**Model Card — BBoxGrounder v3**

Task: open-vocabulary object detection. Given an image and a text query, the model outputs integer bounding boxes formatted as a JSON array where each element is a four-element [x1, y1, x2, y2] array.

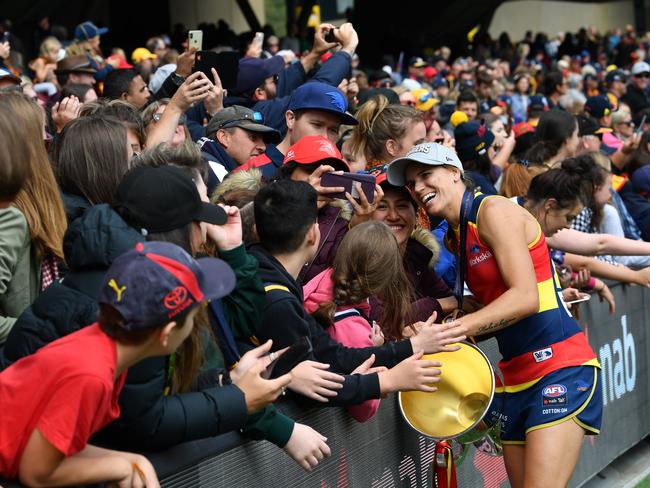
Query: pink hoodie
[[303, 268, 379, 422]]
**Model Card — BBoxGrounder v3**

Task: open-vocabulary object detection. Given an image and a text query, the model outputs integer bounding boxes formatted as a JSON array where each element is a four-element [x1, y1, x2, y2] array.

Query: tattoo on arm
[[476, 318, 516, 334]]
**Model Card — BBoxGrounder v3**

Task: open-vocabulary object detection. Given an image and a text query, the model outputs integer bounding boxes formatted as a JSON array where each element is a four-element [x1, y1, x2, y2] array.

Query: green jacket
[[217, 245, 295, 447], [0, 207, 40, 343]]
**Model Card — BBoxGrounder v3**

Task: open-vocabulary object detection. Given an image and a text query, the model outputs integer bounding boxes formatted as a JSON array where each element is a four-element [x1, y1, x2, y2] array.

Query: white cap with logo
[[632, 61, 650, 76], [387, 142, 463, 186]]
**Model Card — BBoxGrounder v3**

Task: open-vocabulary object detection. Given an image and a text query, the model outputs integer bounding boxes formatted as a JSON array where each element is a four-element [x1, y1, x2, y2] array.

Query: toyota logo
[[164, 286, 188, 310]]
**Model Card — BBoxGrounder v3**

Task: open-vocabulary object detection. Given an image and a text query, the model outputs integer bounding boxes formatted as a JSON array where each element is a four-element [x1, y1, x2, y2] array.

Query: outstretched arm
[[548, 228, 650, 256]]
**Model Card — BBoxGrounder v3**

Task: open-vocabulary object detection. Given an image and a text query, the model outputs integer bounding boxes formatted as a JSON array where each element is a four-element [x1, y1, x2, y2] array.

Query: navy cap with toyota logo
[[99, 241, 236, 330], [386, 142, 463, 186]]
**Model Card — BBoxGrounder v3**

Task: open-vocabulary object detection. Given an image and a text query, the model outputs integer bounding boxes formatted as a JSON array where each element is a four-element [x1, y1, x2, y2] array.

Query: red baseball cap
[[283, 136, 350, 171]]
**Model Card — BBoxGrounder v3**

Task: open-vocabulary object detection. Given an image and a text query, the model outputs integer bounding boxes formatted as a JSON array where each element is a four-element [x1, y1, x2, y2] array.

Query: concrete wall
[[488, 0, 634, 41], [169, 0, 266, 33]]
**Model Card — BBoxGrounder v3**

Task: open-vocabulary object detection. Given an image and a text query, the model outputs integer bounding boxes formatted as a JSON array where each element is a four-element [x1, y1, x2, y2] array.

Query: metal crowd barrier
[[1, 282, 647, 487], [153, 281, 650, 488]]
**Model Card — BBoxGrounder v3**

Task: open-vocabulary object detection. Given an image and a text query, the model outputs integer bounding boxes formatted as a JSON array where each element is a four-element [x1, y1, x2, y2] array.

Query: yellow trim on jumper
[[264, 284, 291, 293], [501, 440, 526, 445], [525, 367, 599, 435], [537, 278, 558, 313], [502, 377, 542, 393], [527, 224, 542, 249]]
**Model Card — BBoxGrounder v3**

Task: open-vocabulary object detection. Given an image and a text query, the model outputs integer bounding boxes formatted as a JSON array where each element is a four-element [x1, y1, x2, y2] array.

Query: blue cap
[[433, 77, 449, 89], [234, 55, 285, 96], [584, 95, 612, 119], [74, 21, 109, 41], [288, 82, 358, 125], [528, 95, 549, 114], [98, 241, 235, 331]]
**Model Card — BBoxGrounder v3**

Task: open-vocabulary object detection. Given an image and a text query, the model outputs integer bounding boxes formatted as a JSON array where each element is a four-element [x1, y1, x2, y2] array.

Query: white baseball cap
[[387, 142, 463, 187], [632, 61, 650, 76]]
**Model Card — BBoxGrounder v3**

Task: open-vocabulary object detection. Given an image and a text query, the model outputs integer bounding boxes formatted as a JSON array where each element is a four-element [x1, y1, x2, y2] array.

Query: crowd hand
[[171, 71, 212, 111], [409, 312, 466, 354], [288, 360, 344, 402], [351, 354, 387, 375], [379, 351, 442, 393], [233, 359, 292, 414], [109, 454, 159, 488], [633, 267, 650, 288], [175, 47, 197, 79], [312, 23, 339, 55], [346, 78, 359, 102], [308, 165, 344, 209], [283, 423, 331, 471], [204, 67, 225, 117], [502, 129, 516, 152], [593, 279, 616, 315], [52, 95, 81, 133], [106, 56, 121, 68], [205, 204, 243, 251], [442, 130, 455, 149], [570, 268, 591, 289], [337, 78, 349, 95], [371, 322, 385, 346], [229, 340, 281, 383], [348, 184, 384, 227], [0, 41, 9, 59], [561, 287, 583, 303], [245, 40, 262, 58], [336, 22, 359, 54], [621, 132, 641, 155]]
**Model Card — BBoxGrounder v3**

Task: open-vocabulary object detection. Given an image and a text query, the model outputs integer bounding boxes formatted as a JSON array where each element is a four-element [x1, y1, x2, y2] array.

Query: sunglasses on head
[[218, 111, 264, 130], [153, 113, 187, 125]]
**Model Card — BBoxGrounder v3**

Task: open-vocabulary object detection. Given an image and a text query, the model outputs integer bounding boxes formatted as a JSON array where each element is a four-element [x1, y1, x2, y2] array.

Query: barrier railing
[[155, 281, 650, 488], [1, 282, 646, 487]]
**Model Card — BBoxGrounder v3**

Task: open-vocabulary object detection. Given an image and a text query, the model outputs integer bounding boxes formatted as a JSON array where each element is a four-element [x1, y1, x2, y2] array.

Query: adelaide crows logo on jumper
[[542, 384, 567, 406]]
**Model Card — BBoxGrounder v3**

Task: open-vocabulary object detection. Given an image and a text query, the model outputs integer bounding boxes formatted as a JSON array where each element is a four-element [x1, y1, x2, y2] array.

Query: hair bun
[[450, 110, 469, 128]]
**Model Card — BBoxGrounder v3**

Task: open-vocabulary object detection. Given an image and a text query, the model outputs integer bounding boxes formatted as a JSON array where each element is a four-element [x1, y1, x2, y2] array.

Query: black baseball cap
[[114, 165, 227, 233], [576, 114, 611, 137]]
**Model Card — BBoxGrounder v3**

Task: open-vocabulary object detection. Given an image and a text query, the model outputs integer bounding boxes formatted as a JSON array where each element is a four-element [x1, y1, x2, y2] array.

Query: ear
[[305, 222, 319, 247], [253, 87, 267, 101], [450, 167, 462, 183], [158, 321, 177, 348], [543, 198, 558, 212], [385, 139, 399, 157], [285, 110, 296, 130], [216, 128, 229, 147], [120, 92, 129, 101]]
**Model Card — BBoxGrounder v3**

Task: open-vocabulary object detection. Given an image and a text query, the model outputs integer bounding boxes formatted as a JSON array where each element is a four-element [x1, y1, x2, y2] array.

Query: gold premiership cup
[[398, 342, 495, 440]]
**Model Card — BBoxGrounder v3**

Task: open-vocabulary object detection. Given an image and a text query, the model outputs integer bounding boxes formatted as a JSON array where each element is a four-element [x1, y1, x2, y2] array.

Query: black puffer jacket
[[1, 204, 143, 367]]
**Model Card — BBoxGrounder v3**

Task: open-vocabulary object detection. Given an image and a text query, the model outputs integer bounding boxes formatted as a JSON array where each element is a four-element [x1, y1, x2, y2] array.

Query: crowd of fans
[[2, 13, 650, 487]]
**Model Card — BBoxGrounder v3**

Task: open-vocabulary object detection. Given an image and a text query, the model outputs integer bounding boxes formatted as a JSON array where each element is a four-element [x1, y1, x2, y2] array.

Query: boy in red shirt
[[0, 241, 241, 487]]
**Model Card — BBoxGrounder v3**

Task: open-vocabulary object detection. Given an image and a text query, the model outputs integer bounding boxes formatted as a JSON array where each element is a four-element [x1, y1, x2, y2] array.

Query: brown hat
[[55, 55, 97, 75]]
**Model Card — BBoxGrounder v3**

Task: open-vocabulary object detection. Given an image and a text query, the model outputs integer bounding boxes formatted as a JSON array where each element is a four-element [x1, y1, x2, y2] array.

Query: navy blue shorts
[[491, 366, 602, 444]]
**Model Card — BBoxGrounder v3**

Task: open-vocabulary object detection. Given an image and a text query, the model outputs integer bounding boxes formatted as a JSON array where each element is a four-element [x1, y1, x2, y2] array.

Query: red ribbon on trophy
[[433, 440, 457, 488]]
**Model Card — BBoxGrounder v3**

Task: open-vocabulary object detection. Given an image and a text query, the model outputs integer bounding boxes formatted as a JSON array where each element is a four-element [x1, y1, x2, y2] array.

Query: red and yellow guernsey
[[446, 193, 600, 392]]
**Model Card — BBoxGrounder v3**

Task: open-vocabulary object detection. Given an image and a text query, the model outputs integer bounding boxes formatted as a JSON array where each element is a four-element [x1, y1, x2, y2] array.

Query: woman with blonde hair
[[349, 94, 426, 169], [0, 92, 67, 342], [28, 36, 61, 85]]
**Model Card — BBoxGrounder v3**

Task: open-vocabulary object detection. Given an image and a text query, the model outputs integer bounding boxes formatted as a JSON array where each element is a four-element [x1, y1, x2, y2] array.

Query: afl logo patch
[[542, 384, 567, 406]]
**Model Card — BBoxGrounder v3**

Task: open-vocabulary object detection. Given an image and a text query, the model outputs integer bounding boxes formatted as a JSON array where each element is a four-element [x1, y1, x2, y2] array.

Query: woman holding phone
[[387, 142, 602, 488]]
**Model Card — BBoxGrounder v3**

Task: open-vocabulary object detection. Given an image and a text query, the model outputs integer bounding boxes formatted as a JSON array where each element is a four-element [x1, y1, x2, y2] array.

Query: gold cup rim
[[397, 341, 495, 440]]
